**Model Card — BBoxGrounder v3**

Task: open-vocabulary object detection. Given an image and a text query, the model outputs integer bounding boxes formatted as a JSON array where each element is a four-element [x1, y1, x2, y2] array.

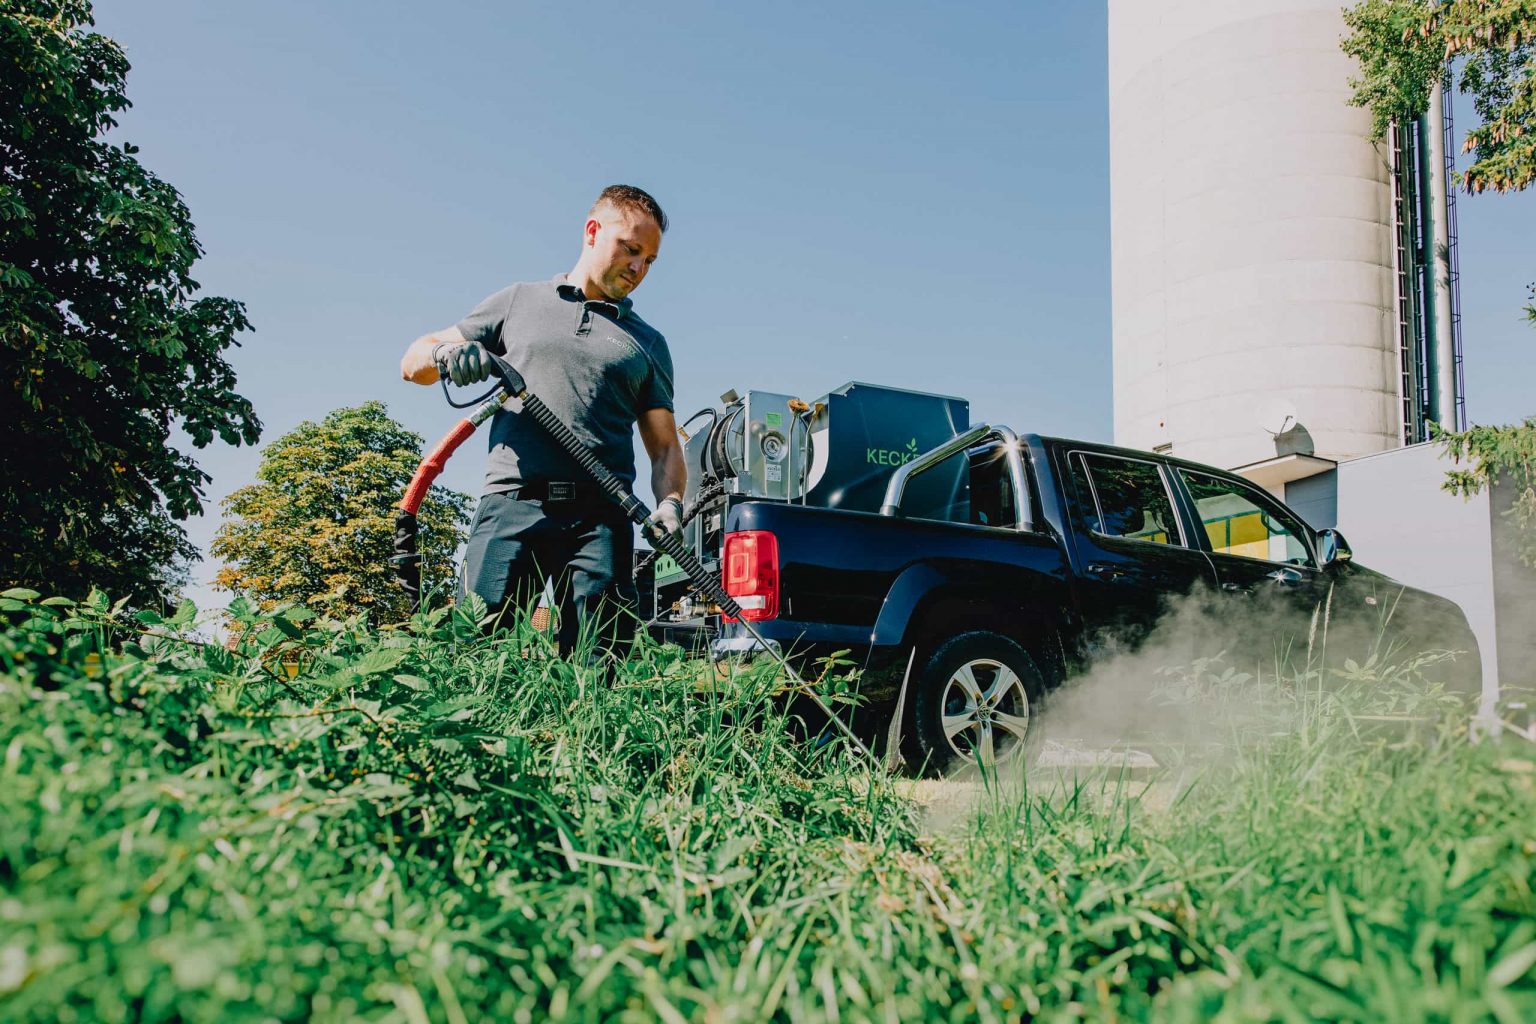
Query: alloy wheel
[[938, 657, 1032, 767]]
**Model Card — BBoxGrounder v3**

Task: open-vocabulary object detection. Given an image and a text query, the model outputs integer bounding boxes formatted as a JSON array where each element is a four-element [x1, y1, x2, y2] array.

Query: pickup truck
[[643, 424, 1482, 774]]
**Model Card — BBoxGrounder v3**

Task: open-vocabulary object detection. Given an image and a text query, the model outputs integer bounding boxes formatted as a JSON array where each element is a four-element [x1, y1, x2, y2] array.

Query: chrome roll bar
[[879, 424, 1034, 532]]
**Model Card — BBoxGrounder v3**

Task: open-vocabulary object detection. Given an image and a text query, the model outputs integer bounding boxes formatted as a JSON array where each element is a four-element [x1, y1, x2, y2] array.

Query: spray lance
[[392, 351, 875, 762]]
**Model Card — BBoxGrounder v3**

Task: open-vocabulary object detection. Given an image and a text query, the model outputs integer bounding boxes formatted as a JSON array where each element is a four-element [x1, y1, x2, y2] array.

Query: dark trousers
[[460, 492, 636, 656]]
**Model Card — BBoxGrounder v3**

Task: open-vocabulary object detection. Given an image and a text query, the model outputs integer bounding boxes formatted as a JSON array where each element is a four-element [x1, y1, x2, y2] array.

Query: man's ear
[[583, 217, 600, 248]]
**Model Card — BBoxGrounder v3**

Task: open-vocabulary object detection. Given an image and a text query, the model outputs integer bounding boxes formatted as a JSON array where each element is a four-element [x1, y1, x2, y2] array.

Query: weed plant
[[1, 589, 1532, 1022]]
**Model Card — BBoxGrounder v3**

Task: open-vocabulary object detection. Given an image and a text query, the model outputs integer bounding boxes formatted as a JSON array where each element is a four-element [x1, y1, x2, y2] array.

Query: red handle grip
[[399, 418, 477, 514]]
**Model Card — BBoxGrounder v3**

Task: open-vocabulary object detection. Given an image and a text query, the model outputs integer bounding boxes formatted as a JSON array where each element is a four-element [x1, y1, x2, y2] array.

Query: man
[[400, 185, 684, 653]]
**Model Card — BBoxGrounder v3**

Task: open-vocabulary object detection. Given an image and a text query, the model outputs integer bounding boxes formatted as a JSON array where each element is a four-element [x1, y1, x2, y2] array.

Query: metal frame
[[1069, 449, 1190, 550], [1391, 117, 1429, 444], [879, 424, 1034, 533], [1442, 73, 1468, 431], [1390, 73, 1465, 441]]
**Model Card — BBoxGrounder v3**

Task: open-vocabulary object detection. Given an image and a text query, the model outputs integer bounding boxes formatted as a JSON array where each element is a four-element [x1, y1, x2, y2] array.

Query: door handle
[[1220, 582, 1245, 593], [1087, 562, 1127, 580]]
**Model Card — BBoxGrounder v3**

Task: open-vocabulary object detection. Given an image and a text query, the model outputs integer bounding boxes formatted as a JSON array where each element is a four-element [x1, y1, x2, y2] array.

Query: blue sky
[[93, 1, 1534, 609]]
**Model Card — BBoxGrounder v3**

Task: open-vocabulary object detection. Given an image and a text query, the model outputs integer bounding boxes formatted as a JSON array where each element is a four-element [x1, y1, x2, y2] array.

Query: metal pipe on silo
[[1420, 78, 1459, 430], [1389, 120, 1425, 444]]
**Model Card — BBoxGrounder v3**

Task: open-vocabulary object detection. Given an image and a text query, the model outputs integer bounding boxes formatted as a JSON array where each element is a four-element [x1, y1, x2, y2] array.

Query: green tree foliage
[[1344, 2, 1536, 553], [1343, 0, 1535, 193], [212, 402, 472, 622], [0, 0, 260, 606], [1437, 416, 1536, 565]]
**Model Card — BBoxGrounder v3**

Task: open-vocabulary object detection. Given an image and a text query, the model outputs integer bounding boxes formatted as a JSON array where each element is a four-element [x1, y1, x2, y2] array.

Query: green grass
[[1, 589, 1532, 1022]]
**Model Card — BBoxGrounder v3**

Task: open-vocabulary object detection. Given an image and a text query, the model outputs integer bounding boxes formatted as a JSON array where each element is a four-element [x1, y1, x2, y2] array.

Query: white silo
[[1109, 0, 1406, 473]]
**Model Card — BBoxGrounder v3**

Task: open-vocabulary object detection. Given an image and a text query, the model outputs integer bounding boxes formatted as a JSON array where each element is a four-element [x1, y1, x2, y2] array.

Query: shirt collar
[[553, 273, 631, 320]]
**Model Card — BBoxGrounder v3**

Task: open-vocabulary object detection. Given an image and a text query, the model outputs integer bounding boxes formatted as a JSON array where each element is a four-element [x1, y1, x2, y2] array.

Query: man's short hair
[[591, 184, 668, 233]]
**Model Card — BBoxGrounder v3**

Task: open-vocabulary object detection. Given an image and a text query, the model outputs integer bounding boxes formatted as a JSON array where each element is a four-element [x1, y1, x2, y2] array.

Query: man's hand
[[401, 326, 466, 384], [435, 341, 494, 387], [645, 496, 684, 543]]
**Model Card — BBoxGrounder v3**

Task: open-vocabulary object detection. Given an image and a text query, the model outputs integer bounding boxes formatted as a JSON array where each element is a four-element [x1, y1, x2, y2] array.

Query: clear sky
[[92, 1, 1534, 612]]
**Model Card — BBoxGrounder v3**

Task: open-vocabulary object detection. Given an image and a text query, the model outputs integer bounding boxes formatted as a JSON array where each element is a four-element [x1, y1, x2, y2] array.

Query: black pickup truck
[[643, 397, 1481, 773]]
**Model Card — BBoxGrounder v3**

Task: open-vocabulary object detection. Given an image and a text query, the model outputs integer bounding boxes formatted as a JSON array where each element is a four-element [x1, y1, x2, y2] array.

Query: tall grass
[[2, 589, 1532, 1021]]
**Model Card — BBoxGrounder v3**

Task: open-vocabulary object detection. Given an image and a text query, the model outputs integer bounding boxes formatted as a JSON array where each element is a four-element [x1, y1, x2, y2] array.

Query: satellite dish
[[1255, 397, 1297, 438]]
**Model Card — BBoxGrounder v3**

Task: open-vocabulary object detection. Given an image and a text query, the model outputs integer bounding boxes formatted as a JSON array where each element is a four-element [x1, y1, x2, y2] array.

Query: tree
[[1436, 417, 1536, 565], [1343, 0, 1535, 319], [1344, 1, 1536, 556], [1, 0, 261, 605], [1343, 1, 1535, 194], [212, 402, 472, 622]]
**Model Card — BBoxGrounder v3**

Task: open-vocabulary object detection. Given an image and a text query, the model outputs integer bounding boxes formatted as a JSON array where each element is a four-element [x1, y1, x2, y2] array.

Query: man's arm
[[400, 326, 466, 385], [638, 407, 686, 505]]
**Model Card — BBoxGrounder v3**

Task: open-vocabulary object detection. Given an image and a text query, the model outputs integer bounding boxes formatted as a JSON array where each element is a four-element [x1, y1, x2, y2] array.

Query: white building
[[1106, 0, 1529, 699]]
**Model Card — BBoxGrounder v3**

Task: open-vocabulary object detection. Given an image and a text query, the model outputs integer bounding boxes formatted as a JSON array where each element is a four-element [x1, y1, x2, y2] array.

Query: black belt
[[505, 480, 607, 502]]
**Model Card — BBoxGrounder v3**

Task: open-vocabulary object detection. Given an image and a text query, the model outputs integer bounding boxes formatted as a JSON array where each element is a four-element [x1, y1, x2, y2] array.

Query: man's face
[[583, 204, 662, 302]]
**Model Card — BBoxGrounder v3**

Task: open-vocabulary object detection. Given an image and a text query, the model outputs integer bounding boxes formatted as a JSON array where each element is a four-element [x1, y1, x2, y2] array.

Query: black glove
[[434, 341, 493, 387]]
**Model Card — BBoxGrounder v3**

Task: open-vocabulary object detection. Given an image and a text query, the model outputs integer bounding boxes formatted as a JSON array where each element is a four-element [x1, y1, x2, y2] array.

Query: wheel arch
[[872, 563, 1074, 690]]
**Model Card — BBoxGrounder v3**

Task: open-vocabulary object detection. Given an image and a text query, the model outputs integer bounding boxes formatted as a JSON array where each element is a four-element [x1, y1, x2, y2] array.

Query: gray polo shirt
[[455, 275, 674, 493]]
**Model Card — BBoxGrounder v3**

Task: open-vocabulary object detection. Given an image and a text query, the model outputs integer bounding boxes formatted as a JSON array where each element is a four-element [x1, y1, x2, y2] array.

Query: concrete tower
[[1109, 0, 1404, 475]]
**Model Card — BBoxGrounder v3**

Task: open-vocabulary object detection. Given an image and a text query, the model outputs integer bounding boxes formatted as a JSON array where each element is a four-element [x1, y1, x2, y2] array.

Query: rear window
[[1072, 453, 1183, 547]]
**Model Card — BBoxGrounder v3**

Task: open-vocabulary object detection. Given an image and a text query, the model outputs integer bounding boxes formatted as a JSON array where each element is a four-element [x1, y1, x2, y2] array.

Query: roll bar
[[879, 424, 1034, 532]]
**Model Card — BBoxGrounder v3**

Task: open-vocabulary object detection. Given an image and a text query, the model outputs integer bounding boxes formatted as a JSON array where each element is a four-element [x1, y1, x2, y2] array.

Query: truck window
[[1177, 470, 1314, 567], [1073, 453, 1183, 547], [968, 446, 1016, 528]]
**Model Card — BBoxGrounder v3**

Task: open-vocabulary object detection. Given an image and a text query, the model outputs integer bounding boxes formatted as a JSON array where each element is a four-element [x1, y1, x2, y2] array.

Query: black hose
[[471, 352, 872, 760], [679, 406, 718, 437], [429, 354, 747, 621], [634, 478, 724, 576], [393, 510, 421, 609], [519, 392, 745, 619], [439, 375, 502, 409]]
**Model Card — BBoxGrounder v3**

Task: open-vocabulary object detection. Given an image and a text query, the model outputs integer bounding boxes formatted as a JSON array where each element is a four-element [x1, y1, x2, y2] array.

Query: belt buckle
[[547, 481, 576, 502]]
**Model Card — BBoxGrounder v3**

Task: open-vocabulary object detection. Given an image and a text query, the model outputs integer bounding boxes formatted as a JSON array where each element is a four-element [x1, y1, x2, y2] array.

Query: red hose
[[400, 418, 476, 514]]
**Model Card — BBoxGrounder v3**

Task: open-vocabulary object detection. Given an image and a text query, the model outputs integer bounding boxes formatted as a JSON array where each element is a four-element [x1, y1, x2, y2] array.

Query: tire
[[911, 631, 1046, 777]]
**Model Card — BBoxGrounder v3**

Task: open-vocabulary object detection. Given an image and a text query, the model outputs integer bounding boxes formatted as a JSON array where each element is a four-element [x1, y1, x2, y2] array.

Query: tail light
[[722, 530, 779, 622]]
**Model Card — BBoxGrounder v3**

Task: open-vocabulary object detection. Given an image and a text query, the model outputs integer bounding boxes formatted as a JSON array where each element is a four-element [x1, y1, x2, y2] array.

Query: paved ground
[[895, 740, 1176, 833]]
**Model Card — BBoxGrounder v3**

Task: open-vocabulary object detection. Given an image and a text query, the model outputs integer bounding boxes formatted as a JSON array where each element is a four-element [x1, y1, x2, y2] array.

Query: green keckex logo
[[867, 437, 921, 467]]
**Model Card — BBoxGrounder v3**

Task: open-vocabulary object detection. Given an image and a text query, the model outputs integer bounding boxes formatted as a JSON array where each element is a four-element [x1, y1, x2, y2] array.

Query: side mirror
[[1317, 528, 1352, 569]]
